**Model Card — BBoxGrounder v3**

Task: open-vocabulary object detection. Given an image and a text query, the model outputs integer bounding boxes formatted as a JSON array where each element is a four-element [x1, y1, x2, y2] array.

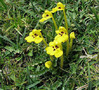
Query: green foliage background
[[0, 0, 99, 90]]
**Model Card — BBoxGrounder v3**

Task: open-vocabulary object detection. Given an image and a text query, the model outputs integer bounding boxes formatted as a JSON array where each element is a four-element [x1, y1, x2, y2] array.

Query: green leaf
[[26, 81, 41, 89], [28, 50, 33, 56], [0, 88, 4, 90], [0, 0, 7, 9], [15, 56, 22, 61], [30, 69, 49, 78], [91, 7, 99, 22], [93, 79, 99, 87], [10, 74, 15, 82], [52, 80, 62, 90], [70, 63, 77, 74], [0, 35, 16, 47], [19, 27, 27, 45], [5, 46, 15, 52], [14, 49, 21, 54], [88, 63, 92, 90]]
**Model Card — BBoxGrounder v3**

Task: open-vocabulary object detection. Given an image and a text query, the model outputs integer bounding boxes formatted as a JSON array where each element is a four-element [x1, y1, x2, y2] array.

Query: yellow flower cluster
[[25, 2, 76, 69], [39, 10, 52, 22], [25, 29, 43, 44], [51, 2, 65, 13], [55, 26, 68, 43], [39, 2, 65, 23], [46, 41, 63, 58]]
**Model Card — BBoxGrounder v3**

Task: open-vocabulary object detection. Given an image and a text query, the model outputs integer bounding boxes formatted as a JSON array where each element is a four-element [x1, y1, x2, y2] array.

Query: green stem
[[70, 38, 73, 50], [60, 44, 64, 68], [60, 55, 64, 68], [63, 9, 69, 56], [52, 15, 58, 30], [63, 9, 68, 34], [40, 33, 48, 47], [66, 39, 69, 56], [42, 38, 48, 47], [50, 56, 53, 61]]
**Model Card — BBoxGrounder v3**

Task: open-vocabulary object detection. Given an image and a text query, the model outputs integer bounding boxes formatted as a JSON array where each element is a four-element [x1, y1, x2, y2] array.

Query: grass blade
[[88, 63, 92, 90], [26, 80, 41, 89], [0, 0, 7, 9], [0, 34, 16, 47]]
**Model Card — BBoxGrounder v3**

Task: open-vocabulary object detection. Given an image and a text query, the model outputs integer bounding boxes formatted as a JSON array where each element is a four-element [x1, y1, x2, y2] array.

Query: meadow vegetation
[[0, 0, 99, 90]]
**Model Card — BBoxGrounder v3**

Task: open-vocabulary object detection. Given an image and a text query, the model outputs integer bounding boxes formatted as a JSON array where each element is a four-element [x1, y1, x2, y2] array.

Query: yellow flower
[[45, 61, 52, 68], [51, 2, 65, 13], [25, 29, 43, 43], [46, 41, 63, 58], [70, 32, 75, 39], [39, 10, 52, 22], [55, 26, 68, 43]]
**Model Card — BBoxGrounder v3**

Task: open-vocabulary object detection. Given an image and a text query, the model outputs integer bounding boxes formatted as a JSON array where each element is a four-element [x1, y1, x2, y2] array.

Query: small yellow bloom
[[45, 61, 52, 68], [55, 26, 68, 43], [39, 10, 52, 22], [51, 2, 65, 13], [70, 32, 75, 39], [25, 29, 43, 43], [46, 41, 63, 58], [51, 7, 58, 13]]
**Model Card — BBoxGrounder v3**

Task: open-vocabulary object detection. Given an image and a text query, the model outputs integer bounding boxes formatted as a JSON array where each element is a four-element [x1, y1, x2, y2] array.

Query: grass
[[0, 0, 99, 90]]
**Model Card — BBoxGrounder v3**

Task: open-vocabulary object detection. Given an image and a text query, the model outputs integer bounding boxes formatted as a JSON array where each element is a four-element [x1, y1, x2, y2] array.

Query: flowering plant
[[25, 2, 75, 69]]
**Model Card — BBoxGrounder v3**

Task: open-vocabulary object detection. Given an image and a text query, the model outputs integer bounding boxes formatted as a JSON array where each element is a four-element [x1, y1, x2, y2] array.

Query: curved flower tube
[[51, 2, 65, 13], [25, 29, 43, 44], [45, 61, 52, 68], [46, 41, 63, 58], [39, 10, 52, 22], [55, 26, 68, 43]]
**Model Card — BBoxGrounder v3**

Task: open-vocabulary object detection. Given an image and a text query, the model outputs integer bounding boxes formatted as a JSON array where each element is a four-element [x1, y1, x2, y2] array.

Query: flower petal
[[46, 47, 55, 55], [51, 7, 58, 13], [25, 36, 34, 43], [55, 34, 68, 43], [55, 30, 60, 34], [32, 29, 42, 36], [49, 42, 55, 46], [34, 37, 43, 44], [29, 32, 33, 36], [57, 2, 65, 10], [45, 61, 52, 68], [40, 10, 52, 22], [39, 18, 46, 22], [62, 34, 68, 41], [54, 49, 63, 58]]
